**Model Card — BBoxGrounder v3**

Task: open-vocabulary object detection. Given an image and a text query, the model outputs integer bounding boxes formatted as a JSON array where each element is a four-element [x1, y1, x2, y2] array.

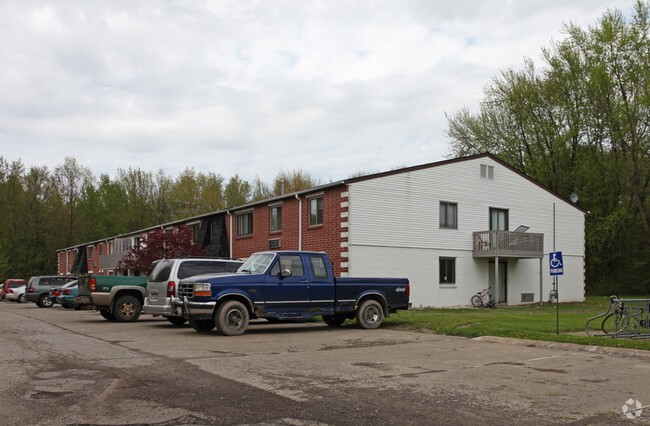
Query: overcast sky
[[0, 0, 633, 184]]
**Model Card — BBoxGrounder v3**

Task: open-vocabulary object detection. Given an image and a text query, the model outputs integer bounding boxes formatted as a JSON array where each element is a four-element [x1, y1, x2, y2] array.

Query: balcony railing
[[99, 251, 129, 270], [473, 230, 544, 259]]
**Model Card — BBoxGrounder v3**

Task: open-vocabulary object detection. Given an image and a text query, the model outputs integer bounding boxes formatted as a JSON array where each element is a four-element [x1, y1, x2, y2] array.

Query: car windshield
[[238, 253, 275, 274]]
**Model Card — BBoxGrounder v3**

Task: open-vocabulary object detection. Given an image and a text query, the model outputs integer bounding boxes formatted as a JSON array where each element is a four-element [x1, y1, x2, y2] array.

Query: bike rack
[[585, 296, 650, 339]]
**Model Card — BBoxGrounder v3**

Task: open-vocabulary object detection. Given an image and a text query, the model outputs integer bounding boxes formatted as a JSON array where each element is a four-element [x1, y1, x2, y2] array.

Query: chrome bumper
[[170, 296, 216, 320]]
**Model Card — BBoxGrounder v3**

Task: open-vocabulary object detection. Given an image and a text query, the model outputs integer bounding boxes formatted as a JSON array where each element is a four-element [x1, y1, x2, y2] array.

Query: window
[[309, 255, 329, 279], [187, 223, 200, 242], [490, 208, 508, 231], [439, 258, 456, 284], [270, 205, 282, 232], [480, 164, 494, 179], [439, 202, 457, 229], [309, 197, 323, 226], [178, 261, 216, 279], [270, 255, 305, 277], [237, 212, 253, 236], [88, 246, 94, 259]]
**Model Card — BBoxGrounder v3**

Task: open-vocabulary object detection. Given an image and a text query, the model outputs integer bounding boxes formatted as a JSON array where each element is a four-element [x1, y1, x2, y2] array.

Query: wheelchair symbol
[[550, 253, 562, 268]]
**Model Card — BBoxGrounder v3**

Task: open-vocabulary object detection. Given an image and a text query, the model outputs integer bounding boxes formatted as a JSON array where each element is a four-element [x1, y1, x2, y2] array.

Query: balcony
[[473, 230, 544, 259], [99, 251, 129, 270]]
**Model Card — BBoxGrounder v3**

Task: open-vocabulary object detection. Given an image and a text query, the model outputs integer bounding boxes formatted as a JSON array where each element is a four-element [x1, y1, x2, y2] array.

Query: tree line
[[446, 1, 650, 294], [0, 157, 319, 280]]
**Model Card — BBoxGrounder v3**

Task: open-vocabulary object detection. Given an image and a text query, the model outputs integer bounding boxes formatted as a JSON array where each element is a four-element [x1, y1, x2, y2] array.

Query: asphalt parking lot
[[1, 300, 649, 425]]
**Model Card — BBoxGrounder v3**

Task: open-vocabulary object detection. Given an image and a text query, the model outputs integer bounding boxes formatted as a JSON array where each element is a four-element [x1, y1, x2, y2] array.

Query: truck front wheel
[[356, 300, 384, 329], [215, 300, 249, 336], [113, 295, 142, 322]]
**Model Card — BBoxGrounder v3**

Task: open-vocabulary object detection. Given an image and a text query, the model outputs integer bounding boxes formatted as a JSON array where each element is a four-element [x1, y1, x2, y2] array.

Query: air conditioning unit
[[268, 238, 281, 249]]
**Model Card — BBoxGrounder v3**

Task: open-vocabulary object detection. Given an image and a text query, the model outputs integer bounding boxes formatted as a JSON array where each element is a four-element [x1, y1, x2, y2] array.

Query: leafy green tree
[[271, 169, 320, 196], [53, 157, 94, 246], [445, 1, 650, 294], [224, 174, 251, 208]]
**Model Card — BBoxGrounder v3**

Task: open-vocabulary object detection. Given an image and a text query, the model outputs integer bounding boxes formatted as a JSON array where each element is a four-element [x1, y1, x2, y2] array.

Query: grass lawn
[[376, 295, 650, 351]]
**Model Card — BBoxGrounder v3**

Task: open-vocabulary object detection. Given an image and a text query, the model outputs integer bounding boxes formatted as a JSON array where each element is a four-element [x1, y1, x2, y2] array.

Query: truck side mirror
[[281, 268, 292, 278]]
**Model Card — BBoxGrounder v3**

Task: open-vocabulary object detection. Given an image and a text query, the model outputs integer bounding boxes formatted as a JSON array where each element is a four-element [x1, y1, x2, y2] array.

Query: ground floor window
[[439, 257, 455, 284]]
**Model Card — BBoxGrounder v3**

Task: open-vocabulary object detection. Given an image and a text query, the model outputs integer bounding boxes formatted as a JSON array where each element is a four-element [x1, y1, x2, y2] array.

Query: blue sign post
[[549, 251, 563, 333]]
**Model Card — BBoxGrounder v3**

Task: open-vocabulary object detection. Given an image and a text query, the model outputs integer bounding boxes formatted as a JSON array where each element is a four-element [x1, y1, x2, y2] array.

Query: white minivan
[[143, 258, 243, 325]]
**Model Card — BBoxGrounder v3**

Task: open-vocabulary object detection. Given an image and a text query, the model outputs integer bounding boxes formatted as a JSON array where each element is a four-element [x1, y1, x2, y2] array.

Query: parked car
[[25, 275, 77, 307], [5, 284, 26, 303], [51, 281, 79, 309], [1, 279, 27, 300], [143, 257, 243, 325]]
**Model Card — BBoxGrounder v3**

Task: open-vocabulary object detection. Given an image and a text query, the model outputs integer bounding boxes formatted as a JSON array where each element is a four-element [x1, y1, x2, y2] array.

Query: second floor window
[[237, 212, 253, 236], [270, 206, 282, 232], [439, 201, 457, 229], [309, 197, 323, 226]]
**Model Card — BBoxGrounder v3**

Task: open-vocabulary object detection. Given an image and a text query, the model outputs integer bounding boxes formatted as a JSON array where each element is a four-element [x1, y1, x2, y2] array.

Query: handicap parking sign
[[549, 251, 564, 276]]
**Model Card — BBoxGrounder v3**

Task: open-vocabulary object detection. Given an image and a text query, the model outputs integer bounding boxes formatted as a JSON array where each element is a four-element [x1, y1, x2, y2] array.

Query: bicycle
[[600, 301, 648, 335], [471, 288, 495, 308]]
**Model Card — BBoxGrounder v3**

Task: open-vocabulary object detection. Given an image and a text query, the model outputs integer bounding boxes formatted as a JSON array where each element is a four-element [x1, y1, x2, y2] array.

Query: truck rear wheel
[[215, 300, 249, 336], [113, 295, 141, 322], [355, 300, 383, 329]]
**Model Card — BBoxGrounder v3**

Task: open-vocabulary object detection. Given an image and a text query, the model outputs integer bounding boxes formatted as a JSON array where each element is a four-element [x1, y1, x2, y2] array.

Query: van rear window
[[178, 261, 216, 279], [150, 260, 174, 282]]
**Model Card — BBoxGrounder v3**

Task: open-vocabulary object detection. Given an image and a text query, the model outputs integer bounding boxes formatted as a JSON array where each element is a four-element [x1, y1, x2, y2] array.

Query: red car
[[1, 279, 27, 300]]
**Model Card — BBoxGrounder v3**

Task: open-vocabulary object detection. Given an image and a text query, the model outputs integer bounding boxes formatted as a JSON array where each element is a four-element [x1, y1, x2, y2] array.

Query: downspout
[[295, 194, 302, 251], [226, 211, 233, 259]]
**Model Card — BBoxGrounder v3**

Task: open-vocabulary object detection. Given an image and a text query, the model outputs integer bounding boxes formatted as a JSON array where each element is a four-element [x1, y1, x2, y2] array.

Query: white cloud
[[0, 0, 633, 183]]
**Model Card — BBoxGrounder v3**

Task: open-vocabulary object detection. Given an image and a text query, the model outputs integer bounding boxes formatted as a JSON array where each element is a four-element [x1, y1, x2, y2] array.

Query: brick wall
[[227, 184, 348, 276]]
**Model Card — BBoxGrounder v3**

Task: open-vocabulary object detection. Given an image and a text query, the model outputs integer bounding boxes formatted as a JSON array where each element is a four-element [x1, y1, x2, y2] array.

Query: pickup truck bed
[[76, 275, 148, 322]]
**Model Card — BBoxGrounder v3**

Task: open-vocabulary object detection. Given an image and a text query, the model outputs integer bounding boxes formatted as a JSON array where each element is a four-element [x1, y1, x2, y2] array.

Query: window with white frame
[[439, 257, 456, 284], [480, 164, 494, 179], [237, 212, 253, 236], [309, 197, 323, 226], [439, 201, 457, 229]]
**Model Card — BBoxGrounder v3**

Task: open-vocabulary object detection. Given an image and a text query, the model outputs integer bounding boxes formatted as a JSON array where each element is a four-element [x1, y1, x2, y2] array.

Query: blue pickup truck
[[171, 251, 410, 335]]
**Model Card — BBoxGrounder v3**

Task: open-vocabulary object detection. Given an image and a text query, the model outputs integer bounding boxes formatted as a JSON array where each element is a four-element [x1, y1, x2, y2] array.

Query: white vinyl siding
[[347, 157, 585, 307]]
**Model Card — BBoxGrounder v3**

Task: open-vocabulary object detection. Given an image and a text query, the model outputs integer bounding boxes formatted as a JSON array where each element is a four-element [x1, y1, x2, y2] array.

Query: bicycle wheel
[[471, 295, 483, 308], [601, 312, 629, 334]]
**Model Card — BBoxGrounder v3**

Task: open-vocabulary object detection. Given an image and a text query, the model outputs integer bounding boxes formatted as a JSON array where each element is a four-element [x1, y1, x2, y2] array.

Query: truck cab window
[[271, 255, 304, 277]]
